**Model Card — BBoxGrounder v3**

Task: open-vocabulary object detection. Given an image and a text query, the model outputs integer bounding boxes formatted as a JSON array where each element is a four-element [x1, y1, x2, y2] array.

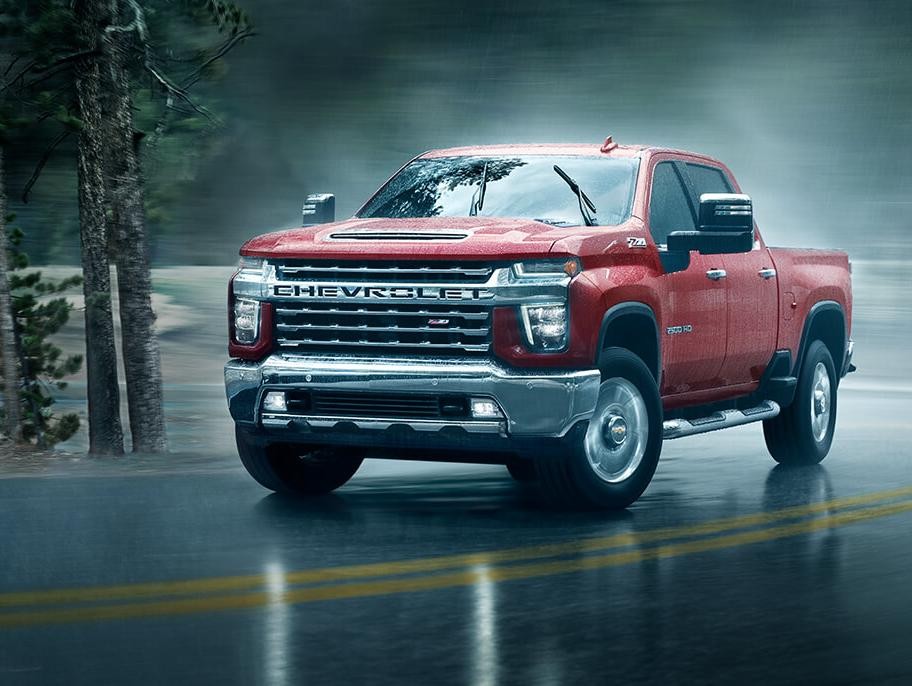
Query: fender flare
[[596, 302, 661, 384], [793, 300, 847, 377]]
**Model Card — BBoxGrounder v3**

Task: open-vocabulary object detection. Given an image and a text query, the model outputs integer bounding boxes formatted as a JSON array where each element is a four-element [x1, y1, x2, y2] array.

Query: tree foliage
[[1, 0, 254, 262], [2, 221, 82, 446]]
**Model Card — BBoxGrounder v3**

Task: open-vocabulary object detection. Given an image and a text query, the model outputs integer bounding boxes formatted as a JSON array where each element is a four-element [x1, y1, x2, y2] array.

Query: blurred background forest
[[9, 0, 912, 266], [2, 0, 909, 454]]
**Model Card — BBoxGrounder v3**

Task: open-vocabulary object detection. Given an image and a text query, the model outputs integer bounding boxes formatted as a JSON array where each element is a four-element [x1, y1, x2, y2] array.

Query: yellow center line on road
[[2, 484, 912, 611], [1, 496, 911, 629]]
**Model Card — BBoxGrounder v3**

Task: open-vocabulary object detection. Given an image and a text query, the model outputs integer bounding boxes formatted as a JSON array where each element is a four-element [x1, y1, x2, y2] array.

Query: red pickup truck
[[225, 137, 854, 509]]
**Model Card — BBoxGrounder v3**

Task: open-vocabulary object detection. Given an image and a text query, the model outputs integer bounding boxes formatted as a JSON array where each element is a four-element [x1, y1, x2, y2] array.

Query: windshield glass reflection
[[358, 156, 639, 226]]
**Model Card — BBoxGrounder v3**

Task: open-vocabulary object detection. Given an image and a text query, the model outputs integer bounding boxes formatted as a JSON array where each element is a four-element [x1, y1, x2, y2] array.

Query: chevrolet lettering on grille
[[272, 284, 495, 301]]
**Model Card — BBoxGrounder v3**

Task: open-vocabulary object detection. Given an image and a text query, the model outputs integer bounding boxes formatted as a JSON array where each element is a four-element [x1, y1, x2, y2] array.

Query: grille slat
[[275, 307, 489, 320], [276, 323, 489, 336], [277, 338, 491, 353], [280, 265, 491, 278], [276, 260, 494, 284]]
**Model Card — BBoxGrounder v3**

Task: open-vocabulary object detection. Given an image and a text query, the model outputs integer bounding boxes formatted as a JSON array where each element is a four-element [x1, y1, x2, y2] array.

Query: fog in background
[[9, 0, 912, 264]]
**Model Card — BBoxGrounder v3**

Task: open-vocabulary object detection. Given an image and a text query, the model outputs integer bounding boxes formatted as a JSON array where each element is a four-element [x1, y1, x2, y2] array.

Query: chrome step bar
[[663, 401, 780, 440]]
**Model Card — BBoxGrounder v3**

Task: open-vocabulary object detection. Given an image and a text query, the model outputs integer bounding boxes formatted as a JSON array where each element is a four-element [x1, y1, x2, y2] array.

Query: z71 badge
[[627, 237, 647, 248]]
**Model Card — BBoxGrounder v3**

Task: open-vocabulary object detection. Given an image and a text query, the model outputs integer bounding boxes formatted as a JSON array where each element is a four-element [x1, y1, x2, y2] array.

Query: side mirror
[[667, 193, 754, 255], [302, 193, 335, 225]]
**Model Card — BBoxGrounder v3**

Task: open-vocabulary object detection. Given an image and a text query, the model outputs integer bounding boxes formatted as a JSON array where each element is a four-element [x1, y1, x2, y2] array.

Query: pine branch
[[107, 0, 217, 121], [21, 128, 72, 204], [3, 54, 25, 78], [1, 51, 98, 95], [180, 27, 255, 90], [146, 63, 215, 120]]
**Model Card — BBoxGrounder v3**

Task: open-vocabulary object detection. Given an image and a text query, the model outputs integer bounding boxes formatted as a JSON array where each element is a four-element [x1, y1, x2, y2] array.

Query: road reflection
[[240, 462, 863, 685], [471, 564, 498, 686], [263, 560, 290, 686]]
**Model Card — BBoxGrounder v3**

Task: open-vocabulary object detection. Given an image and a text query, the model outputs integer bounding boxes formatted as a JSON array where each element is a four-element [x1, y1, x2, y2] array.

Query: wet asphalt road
[[1, 381, 911, 685]]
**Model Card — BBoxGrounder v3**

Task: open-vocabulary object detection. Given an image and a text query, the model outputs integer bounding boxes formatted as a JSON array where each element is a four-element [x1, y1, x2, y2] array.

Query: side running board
[[663, 400, 780, 440]]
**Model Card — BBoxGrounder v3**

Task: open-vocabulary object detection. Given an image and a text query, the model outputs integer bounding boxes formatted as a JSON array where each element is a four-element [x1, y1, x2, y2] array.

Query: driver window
[[648, 162, 694, 247]]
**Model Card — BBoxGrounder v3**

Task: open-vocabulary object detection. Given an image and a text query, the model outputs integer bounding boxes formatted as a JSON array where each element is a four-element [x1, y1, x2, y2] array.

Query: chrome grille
[[275, 260, 494, 284], [274, 301, 493, 356]]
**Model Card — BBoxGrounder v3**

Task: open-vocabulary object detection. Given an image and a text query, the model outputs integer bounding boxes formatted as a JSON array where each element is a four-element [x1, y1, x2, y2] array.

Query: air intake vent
[[329, 231, 468, 241]]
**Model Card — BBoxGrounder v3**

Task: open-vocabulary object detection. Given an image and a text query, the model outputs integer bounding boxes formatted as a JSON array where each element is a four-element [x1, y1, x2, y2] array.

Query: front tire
[[763, 340, 838, 465], [535, 348, 663, 509], [236, 427, 363, 495]]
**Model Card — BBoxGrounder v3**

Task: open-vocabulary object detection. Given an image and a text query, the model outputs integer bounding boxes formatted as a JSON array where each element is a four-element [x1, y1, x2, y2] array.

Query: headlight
[[238, 256, 264, 272], [233, 298, 261, 344], [520, 303, 568, 352], [512, 258, 580, 279]]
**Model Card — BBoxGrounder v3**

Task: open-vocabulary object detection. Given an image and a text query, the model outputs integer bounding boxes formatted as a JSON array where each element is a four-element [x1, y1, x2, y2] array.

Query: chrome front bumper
[[225, 354, 601, 438]]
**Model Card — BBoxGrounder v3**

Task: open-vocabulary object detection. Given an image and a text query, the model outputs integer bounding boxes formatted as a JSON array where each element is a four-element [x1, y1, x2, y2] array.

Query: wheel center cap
[[604, 415, 628, 447], [814, 389, 827, 415]]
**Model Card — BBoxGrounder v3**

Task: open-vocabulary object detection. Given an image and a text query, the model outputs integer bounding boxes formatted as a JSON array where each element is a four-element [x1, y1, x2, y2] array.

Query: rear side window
[[648, 162, 694, 246], [686, 163, 733, 198]]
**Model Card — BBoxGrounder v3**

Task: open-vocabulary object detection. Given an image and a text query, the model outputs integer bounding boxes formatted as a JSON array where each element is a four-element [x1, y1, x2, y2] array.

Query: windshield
[[358, 155, 640, 226]]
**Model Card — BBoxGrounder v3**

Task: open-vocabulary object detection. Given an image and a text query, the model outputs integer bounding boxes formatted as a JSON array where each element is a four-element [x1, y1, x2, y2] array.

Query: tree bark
[[0, 147, 23, 443], [105, 16, 168, 453], [74, 0, 124, 455]]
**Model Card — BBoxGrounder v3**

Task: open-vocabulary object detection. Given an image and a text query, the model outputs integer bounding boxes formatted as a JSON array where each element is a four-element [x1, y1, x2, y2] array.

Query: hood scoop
[[328, 231, 469, 241]]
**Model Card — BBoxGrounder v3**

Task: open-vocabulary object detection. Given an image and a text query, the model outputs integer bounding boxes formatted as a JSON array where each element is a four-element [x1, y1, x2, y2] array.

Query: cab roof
[[420, 143, 648, 159]]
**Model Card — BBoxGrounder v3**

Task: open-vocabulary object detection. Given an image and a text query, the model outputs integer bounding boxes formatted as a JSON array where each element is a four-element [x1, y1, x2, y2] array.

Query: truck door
[[647, 160, 726, 395], [683, 162, 778, 386]]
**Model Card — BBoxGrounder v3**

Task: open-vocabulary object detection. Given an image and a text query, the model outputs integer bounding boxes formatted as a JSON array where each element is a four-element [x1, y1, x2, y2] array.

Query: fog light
[[263, 391, 287, 413], [471, 398, 503, 419]]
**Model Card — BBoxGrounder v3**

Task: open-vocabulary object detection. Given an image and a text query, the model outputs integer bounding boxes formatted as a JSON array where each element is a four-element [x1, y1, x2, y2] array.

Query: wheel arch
[[794, 300, 846, 380], [596, 302, 661, 384]]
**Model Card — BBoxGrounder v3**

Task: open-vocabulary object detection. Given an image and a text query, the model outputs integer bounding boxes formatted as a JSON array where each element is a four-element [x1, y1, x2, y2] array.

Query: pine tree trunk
[[0, 147, 23, 443], [74, 0, 124, 455], [105, 21, 168, 453]]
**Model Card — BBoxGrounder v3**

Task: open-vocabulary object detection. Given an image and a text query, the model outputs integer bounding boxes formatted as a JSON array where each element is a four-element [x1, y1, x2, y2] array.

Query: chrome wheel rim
[[810, 362, 832, 443], [584, 377, 648, 483]]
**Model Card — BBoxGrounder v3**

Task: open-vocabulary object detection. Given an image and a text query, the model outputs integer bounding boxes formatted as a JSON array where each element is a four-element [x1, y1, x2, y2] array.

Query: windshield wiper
[[553, 164, 597, 226], [469, 161, 488, 216]]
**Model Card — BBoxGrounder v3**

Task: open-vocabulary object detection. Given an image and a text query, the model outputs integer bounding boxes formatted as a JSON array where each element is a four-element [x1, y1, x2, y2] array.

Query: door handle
[[706, 269, 727, 281], [758, 268, 777, 280]]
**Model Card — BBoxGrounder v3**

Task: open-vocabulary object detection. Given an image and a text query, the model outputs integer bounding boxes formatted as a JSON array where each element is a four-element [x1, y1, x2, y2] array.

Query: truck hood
[[240, 217, 587, 261]]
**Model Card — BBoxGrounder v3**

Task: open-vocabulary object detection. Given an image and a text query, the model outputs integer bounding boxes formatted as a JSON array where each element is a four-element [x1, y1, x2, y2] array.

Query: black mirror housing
[[303, 193, 335, 225], [666, 193, 754, 255], [698, 193, 752, 233]]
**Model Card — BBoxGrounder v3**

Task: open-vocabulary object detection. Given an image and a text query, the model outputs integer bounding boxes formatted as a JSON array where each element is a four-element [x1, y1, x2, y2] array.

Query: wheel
[[535, 348, 663, 509], [506, 460, 537, 483], [763, 340, 837, 465], [235, 427, 363, 495]]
